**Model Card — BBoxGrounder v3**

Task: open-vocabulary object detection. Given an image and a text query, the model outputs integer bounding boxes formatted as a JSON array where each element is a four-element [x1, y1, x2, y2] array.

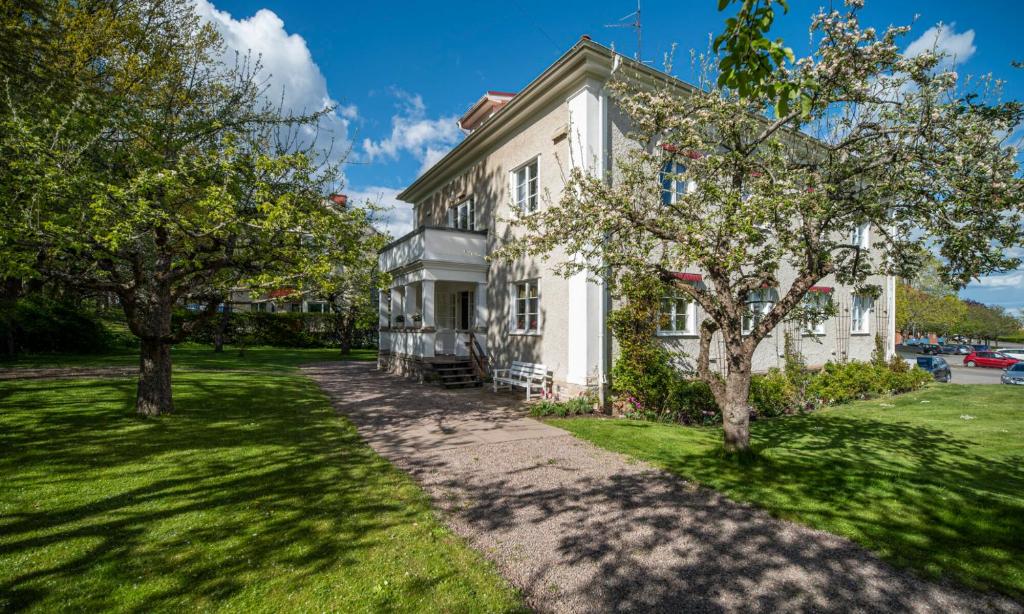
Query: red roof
[[268, 288, 295, 299], [670, 272, 703, 282]]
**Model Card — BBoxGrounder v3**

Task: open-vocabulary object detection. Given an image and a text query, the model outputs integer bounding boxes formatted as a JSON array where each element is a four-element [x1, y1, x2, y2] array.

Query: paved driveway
[[304, 362, 1020, 614]]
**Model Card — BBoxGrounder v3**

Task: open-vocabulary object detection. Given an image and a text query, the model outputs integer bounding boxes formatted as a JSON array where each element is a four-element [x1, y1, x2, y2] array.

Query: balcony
[[379, 225, 488, 273]]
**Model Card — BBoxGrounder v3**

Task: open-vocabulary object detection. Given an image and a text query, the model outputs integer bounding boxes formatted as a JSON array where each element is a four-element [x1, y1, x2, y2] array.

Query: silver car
[[1001, 362, 1024, 385]]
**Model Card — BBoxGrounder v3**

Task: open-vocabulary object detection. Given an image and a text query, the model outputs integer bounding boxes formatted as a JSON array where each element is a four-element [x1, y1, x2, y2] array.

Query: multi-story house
[[377, 37, 896, 398]]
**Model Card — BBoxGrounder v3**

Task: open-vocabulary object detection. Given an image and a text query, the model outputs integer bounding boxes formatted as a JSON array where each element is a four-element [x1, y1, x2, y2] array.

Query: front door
[[458, 291, 474, 330]]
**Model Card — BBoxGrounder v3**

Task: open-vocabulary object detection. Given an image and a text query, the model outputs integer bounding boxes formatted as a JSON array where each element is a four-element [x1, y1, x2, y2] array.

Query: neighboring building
[[377, 37, 896, 397]]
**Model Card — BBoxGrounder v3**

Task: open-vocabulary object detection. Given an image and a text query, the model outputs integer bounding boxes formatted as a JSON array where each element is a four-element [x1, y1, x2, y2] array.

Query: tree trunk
[[721, 369, 753, 454], [214, 302, 231, 353], [137, 336, 173, 416]]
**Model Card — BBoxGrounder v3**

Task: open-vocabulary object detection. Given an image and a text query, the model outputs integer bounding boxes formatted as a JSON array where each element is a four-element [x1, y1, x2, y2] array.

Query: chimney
[[458, 91, 516, 133], [328, 193, 348, 207]]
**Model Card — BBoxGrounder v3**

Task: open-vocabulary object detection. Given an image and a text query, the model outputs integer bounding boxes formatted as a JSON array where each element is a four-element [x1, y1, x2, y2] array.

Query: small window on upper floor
[[850, 222, 870, 250], [660, 161, 693, 206], [447, 198, 474, 230], [513, 159, 539, 213]]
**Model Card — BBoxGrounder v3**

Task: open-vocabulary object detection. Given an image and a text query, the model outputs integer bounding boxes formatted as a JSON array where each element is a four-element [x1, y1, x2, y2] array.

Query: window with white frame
[[742, 288, 777, 334], [660, 161, 693, 205], [658, 291, 696, 335], [850, 222, 870, 249], [802, 291, 831, 335], [448, 198, 474, 230], [513, 280, 540, 333], [513, 159, 539, 213], [851, 294, 873, 334]]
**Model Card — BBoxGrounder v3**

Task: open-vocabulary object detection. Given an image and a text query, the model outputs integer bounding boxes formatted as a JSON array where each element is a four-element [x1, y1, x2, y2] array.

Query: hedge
[[0, 297, 113, 355]]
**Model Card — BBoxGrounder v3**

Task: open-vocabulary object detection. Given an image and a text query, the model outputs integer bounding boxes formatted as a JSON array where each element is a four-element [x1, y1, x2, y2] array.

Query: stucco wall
[[410, 93, 582, 390]]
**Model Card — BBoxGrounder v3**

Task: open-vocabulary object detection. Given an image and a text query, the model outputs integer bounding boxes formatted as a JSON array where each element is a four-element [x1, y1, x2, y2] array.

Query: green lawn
[[551, 384, 1024, 599], [0, 345, 377, 371], [0, 364, 523, 611]]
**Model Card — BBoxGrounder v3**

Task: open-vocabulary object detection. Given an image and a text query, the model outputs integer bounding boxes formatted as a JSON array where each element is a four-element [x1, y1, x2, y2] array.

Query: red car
[[963, 351, 1020, 369]]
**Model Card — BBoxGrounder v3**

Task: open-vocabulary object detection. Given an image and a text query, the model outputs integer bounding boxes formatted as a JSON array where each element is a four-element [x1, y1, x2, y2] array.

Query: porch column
[[378, 288, 389, 328], [474, 282, 487, 332], [404, 283, 419, 326], [421, 279, 435, 330], [389, 287, 402, 328]]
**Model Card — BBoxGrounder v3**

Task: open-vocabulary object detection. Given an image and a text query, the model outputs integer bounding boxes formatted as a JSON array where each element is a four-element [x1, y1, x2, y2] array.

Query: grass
[[0, 345, 377, 371], [0, 360, 523, 611], [550, 384, 1024, 599]]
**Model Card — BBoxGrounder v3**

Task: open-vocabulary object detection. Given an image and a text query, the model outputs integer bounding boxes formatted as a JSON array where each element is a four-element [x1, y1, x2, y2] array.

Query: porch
[[378, 226, 489, 361]]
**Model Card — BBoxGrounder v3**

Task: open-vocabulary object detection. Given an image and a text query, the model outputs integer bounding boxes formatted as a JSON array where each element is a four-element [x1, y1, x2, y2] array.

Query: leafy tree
[[497, 1, 1023, 453], [895, 284, 966, 338], [958, 301, 1022, 342], [0, 0, 371, 415]]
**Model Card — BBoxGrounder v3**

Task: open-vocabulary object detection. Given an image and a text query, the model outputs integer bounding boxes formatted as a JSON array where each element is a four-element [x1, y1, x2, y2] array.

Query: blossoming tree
[[498, 1, 1023, 453], [0, 0, 374, 415]]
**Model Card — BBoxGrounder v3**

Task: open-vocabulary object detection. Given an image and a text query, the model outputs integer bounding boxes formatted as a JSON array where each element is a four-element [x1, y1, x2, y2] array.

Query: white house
[[377, 37, 896, 397]]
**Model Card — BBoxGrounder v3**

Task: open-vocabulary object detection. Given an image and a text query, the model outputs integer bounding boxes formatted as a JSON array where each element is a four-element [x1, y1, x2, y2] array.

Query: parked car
[[940, 344, 971, 355], [918, 343, 942, 355], [915, 356, 952, 382], [993, 348, 1024, 360], [1001, 362, 1024, 385], [963, 351, 1020, 369]]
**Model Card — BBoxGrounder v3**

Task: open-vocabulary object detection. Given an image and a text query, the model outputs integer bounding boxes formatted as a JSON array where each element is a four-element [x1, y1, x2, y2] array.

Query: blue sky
[[199, 0, 1023, 313]]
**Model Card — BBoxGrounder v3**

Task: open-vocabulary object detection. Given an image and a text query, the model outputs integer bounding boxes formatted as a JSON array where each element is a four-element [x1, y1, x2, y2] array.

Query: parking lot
[[898, 342, 1023, 385]]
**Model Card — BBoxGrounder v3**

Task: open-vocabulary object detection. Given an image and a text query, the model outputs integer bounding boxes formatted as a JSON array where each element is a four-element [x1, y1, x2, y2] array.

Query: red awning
[[670, 272, 703, 282], [660, 144, 703, 159], [809, 286, 833, 293]]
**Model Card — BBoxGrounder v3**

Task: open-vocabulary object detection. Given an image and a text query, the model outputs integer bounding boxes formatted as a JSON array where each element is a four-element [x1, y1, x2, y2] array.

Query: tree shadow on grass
[[310, 362, 1023, 612], [0, 374, 519, 612], [565, 415, 1024, 605]]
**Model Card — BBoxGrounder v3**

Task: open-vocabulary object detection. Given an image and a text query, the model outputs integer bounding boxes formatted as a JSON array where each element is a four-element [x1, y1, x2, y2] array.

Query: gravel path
[[0, 366, 137, 381], [304, 362, 1022, 614]]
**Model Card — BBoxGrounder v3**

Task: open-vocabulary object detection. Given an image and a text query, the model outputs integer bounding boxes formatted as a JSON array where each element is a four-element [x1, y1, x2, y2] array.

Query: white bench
[[492, 361, 548, 400]]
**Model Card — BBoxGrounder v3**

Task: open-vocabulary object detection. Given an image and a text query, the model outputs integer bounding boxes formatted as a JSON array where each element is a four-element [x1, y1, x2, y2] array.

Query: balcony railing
[[379, 226, 488, 272]]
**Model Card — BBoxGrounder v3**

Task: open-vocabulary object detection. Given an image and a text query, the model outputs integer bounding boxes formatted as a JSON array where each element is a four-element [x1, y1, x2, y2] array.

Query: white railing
[[379, 226, 488, 273]]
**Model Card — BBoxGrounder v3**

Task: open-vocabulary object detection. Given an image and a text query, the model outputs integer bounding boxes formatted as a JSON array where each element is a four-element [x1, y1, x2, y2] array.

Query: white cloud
[[363, 91, 462, 175], [904, 23, 976, 66], [345, 186, 414, 238], [972, 272, 1024, 288], [194, 0, 351, 157]]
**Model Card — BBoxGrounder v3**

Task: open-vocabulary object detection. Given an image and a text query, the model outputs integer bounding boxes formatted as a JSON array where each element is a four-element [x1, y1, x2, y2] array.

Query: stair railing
[[466, 332, 489, 381]]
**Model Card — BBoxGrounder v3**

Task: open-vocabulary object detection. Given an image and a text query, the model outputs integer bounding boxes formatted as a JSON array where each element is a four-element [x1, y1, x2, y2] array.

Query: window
[[306, 302, 328, 313], [513, 160, 539, 213], [513, 280, 540, 333], [742, 288, 776, 334], [851, 294, 873, 334], [448, 198, 474, 230], [850, 222, 870, 249], [660, 161, 692, 205], [658, 291, 696, 335], [802, 291, 831, 335]]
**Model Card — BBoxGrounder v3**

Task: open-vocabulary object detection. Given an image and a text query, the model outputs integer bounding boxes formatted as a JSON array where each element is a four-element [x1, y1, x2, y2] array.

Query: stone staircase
[[427, 359, 481, 389]]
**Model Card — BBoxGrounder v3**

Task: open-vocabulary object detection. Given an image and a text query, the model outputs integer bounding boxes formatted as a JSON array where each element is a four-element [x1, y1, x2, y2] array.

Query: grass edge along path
[[550, 384, 1024, 601], [0, 367, 525, 612]]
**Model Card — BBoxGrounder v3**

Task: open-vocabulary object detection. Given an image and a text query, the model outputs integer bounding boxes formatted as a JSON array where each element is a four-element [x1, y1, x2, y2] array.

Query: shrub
[[0, 297, 112, 355], [529, 396, 594, 418], [808, 359, 931, 405], [750, 369, 797, 418]]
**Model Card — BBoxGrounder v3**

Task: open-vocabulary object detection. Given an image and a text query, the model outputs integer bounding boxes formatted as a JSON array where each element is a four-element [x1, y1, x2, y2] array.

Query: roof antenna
[[604, 0, 644, 63]]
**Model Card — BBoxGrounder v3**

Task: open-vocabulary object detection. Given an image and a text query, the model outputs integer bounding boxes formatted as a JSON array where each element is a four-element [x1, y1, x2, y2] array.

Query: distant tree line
[[896, 284, 1022, 342]]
